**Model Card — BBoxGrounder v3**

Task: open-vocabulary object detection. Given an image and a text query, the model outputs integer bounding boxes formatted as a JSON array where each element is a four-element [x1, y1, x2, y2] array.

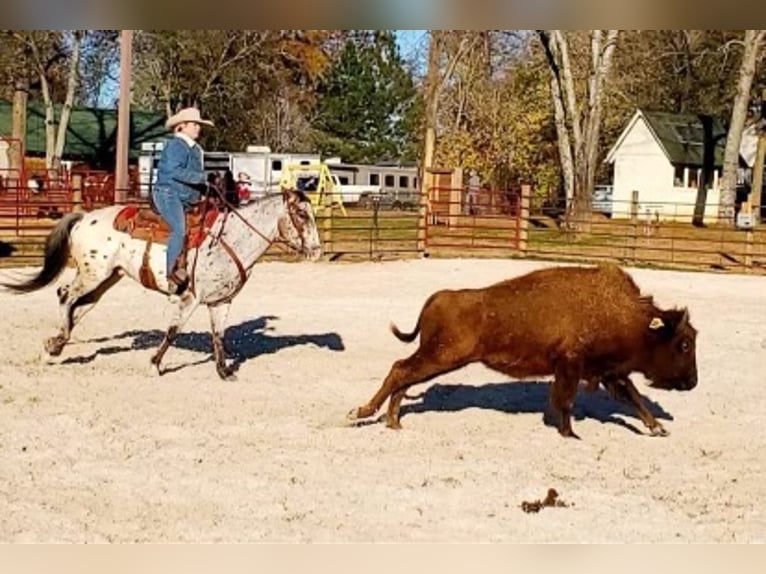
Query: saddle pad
[[113, 203, 219, 249]]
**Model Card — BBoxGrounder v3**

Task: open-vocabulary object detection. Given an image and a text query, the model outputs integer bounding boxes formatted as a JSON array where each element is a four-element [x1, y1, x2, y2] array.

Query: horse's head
[[278, 189, 322, 261]]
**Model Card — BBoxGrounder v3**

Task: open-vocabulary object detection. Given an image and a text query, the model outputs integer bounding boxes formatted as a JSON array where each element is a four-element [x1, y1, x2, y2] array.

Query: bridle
[[188, 187, 312, 304]]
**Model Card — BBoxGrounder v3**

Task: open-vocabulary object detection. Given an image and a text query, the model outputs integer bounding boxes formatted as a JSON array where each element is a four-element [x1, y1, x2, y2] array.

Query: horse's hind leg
[[208, 303, 235, 381], [150, 294, 201, 375], [45, 270, 122, 358]]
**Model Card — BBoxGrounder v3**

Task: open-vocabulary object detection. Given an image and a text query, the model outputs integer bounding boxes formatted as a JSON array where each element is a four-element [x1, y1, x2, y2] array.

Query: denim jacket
[[154, 135, 206, 205]]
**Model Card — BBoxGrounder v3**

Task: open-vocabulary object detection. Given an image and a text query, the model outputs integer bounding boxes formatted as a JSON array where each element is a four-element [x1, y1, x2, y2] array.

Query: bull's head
[[644, 308, 698, 391]]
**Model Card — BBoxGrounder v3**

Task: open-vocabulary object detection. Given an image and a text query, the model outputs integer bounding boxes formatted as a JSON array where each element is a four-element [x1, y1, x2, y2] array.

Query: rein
[[188, 186, 303, 304]]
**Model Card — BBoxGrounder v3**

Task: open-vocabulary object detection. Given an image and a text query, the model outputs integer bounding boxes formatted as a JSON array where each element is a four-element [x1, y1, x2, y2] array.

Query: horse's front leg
[[208, 303, 236, 381], [151, 293, 201, 375]]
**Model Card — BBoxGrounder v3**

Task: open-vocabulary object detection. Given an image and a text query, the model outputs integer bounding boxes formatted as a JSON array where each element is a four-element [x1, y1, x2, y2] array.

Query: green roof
[[0, 99, 167, 166], [641, 111, 728, 168]]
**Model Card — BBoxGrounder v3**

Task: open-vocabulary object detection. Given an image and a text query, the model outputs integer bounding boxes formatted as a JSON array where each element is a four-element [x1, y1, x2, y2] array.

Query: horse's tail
[[1, 212, 83, 294]]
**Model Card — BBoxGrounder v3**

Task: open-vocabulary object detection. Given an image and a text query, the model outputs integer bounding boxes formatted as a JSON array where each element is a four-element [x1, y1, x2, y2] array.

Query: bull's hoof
[[348, 405, 377, 422], [149, 355, 165, 376], [558, 428, 581, 440], [385, 419, 403, 430], [649, 424, 669, 437], [346, 408, 361, 422]]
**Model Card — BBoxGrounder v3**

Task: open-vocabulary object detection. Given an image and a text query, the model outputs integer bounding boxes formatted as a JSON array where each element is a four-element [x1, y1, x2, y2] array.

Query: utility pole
[[114, 29, 133, 204]]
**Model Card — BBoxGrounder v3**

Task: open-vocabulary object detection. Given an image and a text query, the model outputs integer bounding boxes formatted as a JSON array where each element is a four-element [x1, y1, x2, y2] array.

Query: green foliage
[[312, 30, 420, 163]]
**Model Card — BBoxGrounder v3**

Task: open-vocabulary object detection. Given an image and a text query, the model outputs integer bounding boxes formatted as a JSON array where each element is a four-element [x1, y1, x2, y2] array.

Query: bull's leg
[[601, 375, 668, 437], [348, 352, 464, 429], [45, 270, 122, 358], [208, 303, 235, 381], [550, 356, 583, 439], [150, 293, 201, 375]]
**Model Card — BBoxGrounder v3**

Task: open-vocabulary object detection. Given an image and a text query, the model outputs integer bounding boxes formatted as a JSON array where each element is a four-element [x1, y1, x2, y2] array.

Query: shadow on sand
[[62, 315, 345, 373], [393, 381, 673, 435]]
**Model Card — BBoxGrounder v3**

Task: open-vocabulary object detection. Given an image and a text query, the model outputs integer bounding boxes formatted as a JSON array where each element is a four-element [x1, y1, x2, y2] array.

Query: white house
[[605, 109, 754, 222]]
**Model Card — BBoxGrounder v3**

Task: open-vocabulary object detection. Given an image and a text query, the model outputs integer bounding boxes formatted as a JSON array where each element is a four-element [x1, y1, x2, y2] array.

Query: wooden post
[[744, 228, 754, 271], [748, 92, 766, 224], [448, 167, 463, 228], [321, 188, 333, 258], [417, 168, 431, 256], [518, 184, 531, 255], [630, 190, 639, 263], [10, 84, 27, 176], [71, 173, 83, 212]]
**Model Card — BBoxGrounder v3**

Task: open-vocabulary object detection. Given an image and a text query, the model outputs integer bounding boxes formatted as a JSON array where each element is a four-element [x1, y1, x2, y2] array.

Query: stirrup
[[169, 269, 189, 295]]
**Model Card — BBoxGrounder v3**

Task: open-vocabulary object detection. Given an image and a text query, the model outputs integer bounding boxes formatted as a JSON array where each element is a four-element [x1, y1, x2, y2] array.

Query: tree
[[10, 30, 84, 171], [312, 30, 419, 163], [131, 30, 338, 152], [537, 30, 620, 232], [719, 30, 766, 224]]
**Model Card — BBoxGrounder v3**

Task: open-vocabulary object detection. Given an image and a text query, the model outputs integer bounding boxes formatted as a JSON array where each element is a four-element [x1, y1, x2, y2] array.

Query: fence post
[[518, 184, 530, 255], [448, 167, 463, 228], [71, 174, 83, 213], [744, 228, 754, 272], [630, 190, 639, 263], [417, 170, 431, 256], [321, 192, 333, 258]]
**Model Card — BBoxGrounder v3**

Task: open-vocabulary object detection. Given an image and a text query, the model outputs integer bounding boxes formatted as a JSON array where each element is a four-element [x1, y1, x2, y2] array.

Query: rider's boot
[[168, 252, 189, 296]]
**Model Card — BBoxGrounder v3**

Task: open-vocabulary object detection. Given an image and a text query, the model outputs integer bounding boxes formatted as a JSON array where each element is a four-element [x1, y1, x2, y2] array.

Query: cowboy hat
[[165, 107, 214, 130]]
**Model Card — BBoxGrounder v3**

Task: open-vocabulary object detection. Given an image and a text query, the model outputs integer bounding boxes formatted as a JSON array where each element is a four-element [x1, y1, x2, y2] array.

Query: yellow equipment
[[278, 162, 346, 216]]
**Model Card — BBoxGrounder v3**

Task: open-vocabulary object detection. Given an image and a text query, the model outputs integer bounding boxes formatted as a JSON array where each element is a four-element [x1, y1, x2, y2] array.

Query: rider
[[151, 107, 213, 295]]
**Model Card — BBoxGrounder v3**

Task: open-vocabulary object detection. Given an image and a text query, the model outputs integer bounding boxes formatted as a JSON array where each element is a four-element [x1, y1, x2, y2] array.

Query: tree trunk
[[52, 31, 83, 174], [719, 30, 766, 225], [692, 115, 716, 227], [538, 30, 619, 234]]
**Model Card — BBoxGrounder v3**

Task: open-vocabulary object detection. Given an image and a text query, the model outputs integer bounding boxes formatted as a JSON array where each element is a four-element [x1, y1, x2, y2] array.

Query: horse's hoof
[[44, 336, 65, 357], [216, 368, 237, 381], [39, 348, 61, 365]]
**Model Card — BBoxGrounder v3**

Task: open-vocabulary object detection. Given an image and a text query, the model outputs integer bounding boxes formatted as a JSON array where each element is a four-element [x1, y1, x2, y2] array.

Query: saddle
[[113, 201, 220, 249]]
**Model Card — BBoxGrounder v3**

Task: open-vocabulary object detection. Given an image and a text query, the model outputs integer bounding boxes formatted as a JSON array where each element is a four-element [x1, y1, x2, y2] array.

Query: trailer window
[[384, 175, 395, 188], [369, 173, 380, 186], [399, 176, 409, 189]]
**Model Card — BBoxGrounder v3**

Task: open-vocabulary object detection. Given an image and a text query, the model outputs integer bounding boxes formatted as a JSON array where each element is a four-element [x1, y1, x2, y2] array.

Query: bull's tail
[[1, 212, 83, 294], [390, 320, 420, 343], [390, 291, 443, 343]]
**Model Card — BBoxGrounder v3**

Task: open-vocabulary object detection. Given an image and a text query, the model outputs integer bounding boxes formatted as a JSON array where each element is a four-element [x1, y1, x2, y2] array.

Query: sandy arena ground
[[0, 257, 764, 543]]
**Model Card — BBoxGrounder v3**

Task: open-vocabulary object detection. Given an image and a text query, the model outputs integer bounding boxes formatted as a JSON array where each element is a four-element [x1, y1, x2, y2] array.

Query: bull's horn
[[649, 317, 665, 330]]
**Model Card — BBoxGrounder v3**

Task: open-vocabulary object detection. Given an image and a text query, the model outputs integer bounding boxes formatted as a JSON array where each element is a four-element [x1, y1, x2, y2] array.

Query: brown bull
[[348, 264, 698, 438]]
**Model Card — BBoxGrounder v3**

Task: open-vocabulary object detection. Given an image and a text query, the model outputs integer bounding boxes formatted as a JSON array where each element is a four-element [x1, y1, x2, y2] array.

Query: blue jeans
[[152, 188, 188, 277]]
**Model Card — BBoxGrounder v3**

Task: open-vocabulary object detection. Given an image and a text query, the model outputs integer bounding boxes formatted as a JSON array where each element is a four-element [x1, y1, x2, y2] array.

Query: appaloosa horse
[[0, 189, 321, 379]]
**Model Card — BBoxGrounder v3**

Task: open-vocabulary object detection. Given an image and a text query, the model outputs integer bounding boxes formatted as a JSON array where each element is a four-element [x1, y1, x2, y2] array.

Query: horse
[[0, 189, 322, 380]]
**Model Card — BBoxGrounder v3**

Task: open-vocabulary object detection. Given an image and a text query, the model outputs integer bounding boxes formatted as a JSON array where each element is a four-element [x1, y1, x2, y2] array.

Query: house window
[[674, 165, 685, 187], [272, 160, 282, 171], [384, 175, 395, 188], [687, 168, 700, 189], [369, 173, 380, 186], [399, 176, 409, 189]]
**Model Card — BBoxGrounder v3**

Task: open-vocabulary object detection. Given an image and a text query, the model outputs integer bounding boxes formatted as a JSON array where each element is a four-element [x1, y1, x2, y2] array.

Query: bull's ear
[[649, 317, 665, 330]]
